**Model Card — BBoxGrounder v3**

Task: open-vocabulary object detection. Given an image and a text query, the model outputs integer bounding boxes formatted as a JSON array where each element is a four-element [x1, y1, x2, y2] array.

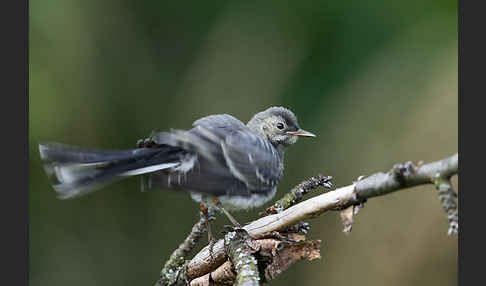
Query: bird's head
[[247, 106, 316, 148]]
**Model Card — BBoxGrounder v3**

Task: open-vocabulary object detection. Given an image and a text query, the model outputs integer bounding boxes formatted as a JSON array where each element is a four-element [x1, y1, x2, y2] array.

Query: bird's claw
[[222, 224, 242, 233], [136, 137, 157, 148]]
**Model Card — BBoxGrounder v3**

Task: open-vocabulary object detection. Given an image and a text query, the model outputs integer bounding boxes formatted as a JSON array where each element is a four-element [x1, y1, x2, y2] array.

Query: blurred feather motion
[[39, 107, 316, 211]]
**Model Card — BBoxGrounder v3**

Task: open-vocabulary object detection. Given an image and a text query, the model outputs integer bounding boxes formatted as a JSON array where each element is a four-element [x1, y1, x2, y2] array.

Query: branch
[[264, 174, 333, 215], [224, 230, 260, 286], [160, 153, 458, 285], [434, 176, 458, 235], [155, 211, 212, 286], [189, 233, 321, 286]]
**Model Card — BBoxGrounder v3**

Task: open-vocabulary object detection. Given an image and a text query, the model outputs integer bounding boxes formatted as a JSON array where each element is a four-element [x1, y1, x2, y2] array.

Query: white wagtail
[[39, 106, 316, 226]]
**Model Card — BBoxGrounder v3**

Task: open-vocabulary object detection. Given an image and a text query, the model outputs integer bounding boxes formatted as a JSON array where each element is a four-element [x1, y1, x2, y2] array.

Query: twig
[[155, 211, 212, 286], [184, 153, 458, 282], [434, 176, 458, 235], [264, 174, 333, 215], [189, 261, 235, 286]]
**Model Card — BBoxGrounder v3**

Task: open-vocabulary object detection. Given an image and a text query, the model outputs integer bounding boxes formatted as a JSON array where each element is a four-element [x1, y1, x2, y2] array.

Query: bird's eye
[[276, 122, 285, 130]]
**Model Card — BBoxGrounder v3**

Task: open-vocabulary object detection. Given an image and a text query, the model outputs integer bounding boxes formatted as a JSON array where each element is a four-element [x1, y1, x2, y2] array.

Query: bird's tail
[[38, 142, 184, 199]]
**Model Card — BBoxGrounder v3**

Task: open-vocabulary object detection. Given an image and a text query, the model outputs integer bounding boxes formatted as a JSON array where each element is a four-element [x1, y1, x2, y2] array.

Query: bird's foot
[[221, 225, 256, 244], [263, 231, 301, 243], [136, 137, 158, 148], [284, 221, 311, 235], [222, 224, 244, 233]]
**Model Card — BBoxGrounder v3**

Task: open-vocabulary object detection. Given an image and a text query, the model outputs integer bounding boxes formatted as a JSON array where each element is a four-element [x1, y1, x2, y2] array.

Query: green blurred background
[[29, 0, 458, 285]]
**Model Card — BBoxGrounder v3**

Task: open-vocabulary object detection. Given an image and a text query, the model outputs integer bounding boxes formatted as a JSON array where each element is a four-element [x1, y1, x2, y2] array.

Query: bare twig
[[189, 261, 236, 286], [183, 153, 458, 283]]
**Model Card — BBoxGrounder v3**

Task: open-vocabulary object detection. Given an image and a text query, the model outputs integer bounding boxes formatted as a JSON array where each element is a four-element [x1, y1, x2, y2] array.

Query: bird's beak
[[287, 129, 317, 138]]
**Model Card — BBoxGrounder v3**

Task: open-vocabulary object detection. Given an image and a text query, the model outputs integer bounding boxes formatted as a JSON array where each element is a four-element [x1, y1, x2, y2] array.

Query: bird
[[39, 106, 316, 227]]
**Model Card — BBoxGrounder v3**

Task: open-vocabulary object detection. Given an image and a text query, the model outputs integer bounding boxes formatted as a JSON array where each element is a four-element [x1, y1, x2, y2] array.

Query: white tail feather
[[120, 163, 179, 176]]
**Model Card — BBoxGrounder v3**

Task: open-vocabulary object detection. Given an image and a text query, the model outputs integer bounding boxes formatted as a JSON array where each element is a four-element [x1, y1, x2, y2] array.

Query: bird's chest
[[190, 186, 278, 211]]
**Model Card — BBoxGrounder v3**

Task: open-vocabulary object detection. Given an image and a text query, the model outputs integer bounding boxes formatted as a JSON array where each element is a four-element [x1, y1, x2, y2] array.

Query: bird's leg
[[213, 198, 242, 228], [200, 201, 216, 260]]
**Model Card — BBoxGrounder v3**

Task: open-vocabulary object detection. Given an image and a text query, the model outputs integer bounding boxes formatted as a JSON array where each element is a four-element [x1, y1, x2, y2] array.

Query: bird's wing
[[146, 114, 257, 195], [221, 130, 283, 190], [192, 114, 248, 135], [150, 115, 242, 161]]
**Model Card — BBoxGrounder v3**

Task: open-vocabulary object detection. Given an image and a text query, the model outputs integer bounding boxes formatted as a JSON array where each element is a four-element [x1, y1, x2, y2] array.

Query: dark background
[[29, 1, 458, 285]]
